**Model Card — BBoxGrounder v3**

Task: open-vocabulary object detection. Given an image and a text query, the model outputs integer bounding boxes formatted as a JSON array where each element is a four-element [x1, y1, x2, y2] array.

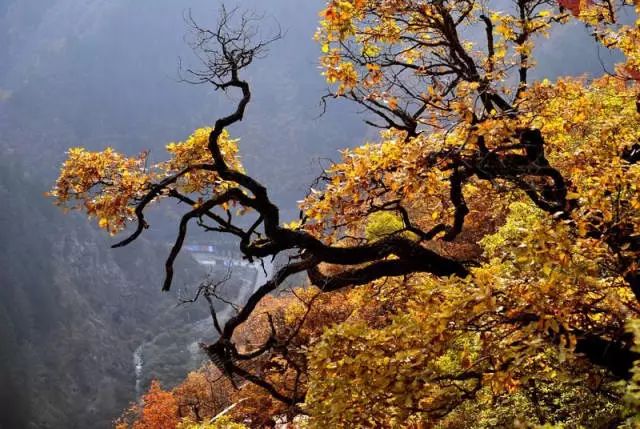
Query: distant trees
[[50, 1, 640, 427]]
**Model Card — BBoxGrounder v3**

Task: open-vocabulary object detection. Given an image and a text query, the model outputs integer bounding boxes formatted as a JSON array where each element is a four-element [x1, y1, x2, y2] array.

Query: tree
[[118, 380, 179, 429], [50, 1, 640, 426]]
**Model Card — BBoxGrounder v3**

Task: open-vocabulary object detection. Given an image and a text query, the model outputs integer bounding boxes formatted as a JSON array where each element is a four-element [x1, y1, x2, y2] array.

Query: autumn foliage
[[49, 0, 640, 428], [116, 381, 180, 429]]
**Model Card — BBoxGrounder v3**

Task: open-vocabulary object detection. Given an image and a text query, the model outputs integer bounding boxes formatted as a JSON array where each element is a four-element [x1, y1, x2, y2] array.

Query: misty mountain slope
[[0, 155, 215, 428]]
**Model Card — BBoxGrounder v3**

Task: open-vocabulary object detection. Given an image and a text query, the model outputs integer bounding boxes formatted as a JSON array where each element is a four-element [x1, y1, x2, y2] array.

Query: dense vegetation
[[50, 0, 640, 427]]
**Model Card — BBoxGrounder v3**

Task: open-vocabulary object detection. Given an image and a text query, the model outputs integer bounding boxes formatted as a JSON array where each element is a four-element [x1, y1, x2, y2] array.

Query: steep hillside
[[0, 155, 214, 428]]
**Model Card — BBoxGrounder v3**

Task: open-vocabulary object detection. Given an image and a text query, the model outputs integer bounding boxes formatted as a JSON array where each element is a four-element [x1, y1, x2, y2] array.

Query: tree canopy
[[49, 1, 640, 427]]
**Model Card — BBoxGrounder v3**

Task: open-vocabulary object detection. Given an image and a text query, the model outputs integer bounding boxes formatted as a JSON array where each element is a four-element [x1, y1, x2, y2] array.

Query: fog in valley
[[0, 1, 624, 427]]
